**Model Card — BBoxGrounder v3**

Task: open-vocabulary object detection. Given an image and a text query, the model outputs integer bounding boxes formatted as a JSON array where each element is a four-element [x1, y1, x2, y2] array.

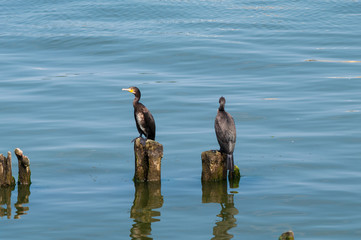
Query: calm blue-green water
[[1, 0, 360, 239]]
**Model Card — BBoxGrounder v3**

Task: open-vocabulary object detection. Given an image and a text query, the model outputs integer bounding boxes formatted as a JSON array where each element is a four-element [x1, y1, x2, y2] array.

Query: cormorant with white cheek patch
[[122, 87, 156, 144]]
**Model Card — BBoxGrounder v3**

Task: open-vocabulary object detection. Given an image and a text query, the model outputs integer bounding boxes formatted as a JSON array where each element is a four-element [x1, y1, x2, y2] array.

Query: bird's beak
[[122, 88, 133, 93]]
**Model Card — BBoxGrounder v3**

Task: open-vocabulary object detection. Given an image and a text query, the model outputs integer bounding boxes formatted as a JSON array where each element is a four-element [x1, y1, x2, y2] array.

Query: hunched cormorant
[[215, 96, 236, 172], [122, 87, 156, 144]]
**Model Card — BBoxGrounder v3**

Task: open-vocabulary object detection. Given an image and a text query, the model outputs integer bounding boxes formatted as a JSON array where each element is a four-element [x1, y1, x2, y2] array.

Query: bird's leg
[[226, 154, 234, 172], [131, 134, 143, 143]]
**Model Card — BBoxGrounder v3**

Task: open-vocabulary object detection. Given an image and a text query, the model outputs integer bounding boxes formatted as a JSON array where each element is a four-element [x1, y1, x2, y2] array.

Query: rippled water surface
[[1, 0, 360, 239]]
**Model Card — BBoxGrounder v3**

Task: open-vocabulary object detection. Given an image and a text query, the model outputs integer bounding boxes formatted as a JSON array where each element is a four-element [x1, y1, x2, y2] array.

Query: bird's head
[[219, 96, 226, 111], [122, 87, 141, 98]]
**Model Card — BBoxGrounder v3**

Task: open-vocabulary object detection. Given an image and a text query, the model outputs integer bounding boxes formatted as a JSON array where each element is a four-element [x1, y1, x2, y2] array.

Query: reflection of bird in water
[[213, 197, 238, 240], [215, 97, 236, 172], [202, 181, 238, 240], [122, 87, 156, 144]]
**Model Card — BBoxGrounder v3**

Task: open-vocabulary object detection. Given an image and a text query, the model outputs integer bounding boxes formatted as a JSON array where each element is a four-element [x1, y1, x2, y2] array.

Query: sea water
[[1, 1, 360, 239]]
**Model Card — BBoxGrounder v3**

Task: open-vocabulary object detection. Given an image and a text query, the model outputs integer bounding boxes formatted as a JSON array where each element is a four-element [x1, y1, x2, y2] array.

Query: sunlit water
[[1, 0, 360, 239]]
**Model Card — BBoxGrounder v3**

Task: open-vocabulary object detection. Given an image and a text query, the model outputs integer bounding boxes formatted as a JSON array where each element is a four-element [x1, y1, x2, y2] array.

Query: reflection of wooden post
[[202, 181, 228, 203], [14, 148, 31, 185], [201, 181, 238, 239], [0, 186, 14, 219], [14, 184, 31, 219], [279, 231, 294, 240], [130, 182, 163, 239], [134, 139, 163, 182], [0, 152, 15, 187]]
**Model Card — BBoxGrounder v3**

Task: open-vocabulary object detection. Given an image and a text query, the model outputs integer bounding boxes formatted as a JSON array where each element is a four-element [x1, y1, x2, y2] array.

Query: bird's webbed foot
[[139, 137, 147, 146]]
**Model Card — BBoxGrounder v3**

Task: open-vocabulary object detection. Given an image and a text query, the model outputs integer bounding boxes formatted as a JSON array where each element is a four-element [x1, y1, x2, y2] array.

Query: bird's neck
[[218, 106, 225, 111], [133, 97, 140, 107]]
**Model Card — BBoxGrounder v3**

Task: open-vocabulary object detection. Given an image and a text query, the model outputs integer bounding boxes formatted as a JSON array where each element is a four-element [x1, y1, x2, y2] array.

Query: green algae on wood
[[133, 138, 163, 182], [279, 231, 295, 240], [0, 152, 15, 187], [228, 165, 241, 188], [14, 148, 31, 185]]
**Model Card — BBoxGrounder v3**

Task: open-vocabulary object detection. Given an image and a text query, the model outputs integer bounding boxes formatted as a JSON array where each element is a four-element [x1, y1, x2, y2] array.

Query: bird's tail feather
[[227, 154, 234, 172]]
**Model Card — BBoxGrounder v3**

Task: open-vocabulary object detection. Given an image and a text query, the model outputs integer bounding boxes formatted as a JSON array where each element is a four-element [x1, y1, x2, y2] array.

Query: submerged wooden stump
[[0, 152, 15, 187], [201, 150, 240, 186], [279, 231, 295, 240], [134, 138, 163, 182], [14, 148, 31, 185]]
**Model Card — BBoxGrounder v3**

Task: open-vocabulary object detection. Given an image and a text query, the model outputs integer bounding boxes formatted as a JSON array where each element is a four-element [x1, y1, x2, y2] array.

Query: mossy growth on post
[[0, 152, 15, 187], [201, 150, 240, 187], [133, 138, 163, 182], [228, 165, 241, 188], [279, 231, 294, 240]]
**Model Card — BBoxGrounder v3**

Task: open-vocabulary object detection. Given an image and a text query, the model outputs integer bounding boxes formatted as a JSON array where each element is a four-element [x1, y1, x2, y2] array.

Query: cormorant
[[122, 87, 156, 144], [215, 96, 236, 172]]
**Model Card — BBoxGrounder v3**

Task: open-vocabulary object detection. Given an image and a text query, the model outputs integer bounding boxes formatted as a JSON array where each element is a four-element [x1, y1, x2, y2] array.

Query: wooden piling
[[0, 152, 15, 187], [134, 138, 163, 182], [201, 150, 240, 187], [14, 148, 31, 185], [201, 150, 227, 182]]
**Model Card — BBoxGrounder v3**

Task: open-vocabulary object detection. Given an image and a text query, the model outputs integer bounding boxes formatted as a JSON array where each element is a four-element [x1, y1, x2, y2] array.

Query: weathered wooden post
[[279, 231, 295, 240], [134, 138, 163, 182], [14, 148, 31, 185], [201, 150, 240, 187], [0, 152, 15, 187], [201, 150, 227, 182]]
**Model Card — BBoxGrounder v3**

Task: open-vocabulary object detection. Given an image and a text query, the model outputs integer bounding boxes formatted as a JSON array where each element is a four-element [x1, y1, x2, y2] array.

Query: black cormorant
[[122, 87, 156, 144], [215, 96, 236, 172]]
